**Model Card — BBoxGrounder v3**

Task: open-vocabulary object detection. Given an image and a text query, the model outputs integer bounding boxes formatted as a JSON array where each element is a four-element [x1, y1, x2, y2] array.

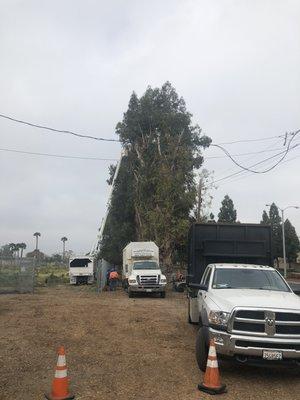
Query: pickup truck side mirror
[[189, 283, 208, 291]]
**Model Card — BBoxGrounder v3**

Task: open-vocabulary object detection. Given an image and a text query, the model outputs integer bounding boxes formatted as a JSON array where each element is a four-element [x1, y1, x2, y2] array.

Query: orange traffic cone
[[198, 339, 227, 395], [45, 346, 75, 400]]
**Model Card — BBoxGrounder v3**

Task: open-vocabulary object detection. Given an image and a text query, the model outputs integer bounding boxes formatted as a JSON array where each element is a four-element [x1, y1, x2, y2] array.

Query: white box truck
[[69, 256, 94, 285], [122, 242, 167, 298]]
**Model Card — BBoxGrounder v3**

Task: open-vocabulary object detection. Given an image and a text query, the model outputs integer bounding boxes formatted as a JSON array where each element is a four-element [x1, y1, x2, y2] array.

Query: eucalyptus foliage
[[101, 82, 210, 268], [218, 195, 237, 223]]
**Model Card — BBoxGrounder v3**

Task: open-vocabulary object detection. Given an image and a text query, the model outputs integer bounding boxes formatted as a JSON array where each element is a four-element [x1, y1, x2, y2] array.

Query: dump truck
[[187, 223, 300, 370], [122, 241, 167, 298], [69, 256, 94, 285]]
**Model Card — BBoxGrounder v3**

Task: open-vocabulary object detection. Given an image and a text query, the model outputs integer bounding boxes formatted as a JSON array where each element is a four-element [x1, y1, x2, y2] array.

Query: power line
[[205, 146, 290, 160], [211, 129, 300, 174], [215, 134, 287, 145], [209, 136, 287, 180], [0, 147, 118, 161], [0, 112, 292, 147], [212, 143, 300, 184], [1, 111, 298, 174], [0, 113, 121, 143], [217, 152, 300, 188]]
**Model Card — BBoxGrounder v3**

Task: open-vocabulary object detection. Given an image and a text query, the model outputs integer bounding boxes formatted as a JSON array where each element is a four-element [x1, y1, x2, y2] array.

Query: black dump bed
[[187, 223, 272, 286]]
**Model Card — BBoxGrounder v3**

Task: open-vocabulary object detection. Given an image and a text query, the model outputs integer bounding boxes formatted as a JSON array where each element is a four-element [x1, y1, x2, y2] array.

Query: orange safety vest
[[109, 271, 118, 280]]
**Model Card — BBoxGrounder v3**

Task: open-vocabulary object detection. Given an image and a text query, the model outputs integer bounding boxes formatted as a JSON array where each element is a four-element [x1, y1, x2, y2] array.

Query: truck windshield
[[70, 259, 91, 268], [212, 268, 290, 292], [133, 261, 159, 270]]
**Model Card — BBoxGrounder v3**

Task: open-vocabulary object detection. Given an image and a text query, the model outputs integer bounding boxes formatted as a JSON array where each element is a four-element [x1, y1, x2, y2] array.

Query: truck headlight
[[208, 311, 230, 327], [128, 279, 137, 284], [160, 278, 167, 283]]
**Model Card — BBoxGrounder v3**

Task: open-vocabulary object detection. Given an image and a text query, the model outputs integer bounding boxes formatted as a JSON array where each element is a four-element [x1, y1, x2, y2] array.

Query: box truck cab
[[122, 242, 167, 298], [69, 256, 94, 285]]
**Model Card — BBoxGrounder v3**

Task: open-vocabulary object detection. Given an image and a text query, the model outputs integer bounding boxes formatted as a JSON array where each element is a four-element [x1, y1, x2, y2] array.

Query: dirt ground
[[0, 286, 299, 400]]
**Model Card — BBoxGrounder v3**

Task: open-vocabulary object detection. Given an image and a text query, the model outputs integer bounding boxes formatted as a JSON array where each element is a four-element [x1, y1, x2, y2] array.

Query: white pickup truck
[[187, 222, 300, 371], [189, 263, 300, 371]]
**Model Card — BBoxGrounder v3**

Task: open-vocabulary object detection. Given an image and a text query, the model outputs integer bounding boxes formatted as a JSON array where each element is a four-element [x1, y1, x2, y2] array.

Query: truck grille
[[235, 340, 300, 351], [230, 308, 300, 337], [138, 275, 159, 287]]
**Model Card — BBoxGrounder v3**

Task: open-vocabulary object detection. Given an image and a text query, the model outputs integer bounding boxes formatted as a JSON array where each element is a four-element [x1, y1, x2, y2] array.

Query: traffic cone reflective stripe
[[57, 354, 66, 367], [208, 343, 217, 357], [206, 359, 218, 368], [45, 346, 75, 400], [198, 339, 227, 395]]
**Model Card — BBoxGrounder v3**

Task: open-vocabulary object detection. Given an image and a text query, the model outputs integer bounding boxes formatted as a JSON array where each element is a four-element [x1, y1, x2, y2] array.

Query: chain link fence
[[94, 258, 113, 293], [0, 257, 115, 294], [0, 258, 35, 294]]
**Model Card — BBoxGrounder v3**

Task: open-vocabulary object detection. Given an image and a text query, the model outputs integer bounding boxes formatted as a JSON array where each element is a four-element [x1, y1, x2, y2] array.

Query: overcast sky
[[0, 0, 299, 256]]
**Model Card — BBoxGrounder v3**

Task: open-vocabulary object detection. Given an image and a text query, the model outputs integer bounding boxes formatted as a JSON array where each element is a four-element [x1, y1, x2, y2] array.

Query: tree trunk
[[162, 242, 173, 273]]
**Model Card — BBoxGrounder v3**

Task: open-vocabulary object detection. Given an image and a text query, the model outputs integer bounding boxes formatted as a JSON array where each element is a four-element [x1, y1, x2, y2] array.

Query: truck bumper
[[129, 285, 165, 293], [208, 327, 300, 363], [70, 275, 94, 285]]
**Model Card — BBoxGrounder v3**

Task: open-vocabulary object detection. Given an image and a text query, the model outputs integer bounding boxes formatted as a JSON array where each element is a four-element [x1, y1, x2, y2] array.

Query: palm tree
[[61, 237, 68, 260], [9, 243, 17, 258], [19, 243, 27, 259], [33, 232, 41, 252], [15, 243, 22, 258]]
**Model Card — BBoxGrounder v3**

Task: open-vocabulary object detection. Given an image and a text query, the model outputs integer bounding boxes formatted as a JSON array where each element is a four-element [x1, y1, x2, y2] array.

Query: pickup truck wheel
[[160, 291, 166, 298], [196, 327, 209, 372], [188, 297, 198, 325], [128, 290, 134, 298]]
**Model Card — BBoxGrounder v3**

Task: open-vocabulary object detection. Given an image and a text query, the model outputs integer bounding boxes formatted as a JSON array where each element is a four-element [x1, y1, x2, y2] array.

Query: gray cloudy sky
[[0, 0, 299, 255]]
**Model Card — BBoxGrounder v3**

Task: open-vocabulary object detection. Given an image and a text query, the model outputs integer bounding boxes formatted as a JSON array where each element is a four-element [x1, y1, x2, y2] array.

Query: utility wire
[[211, 129, 300, 174], [0, 113, 121, 143], [216, 134, 287, 145], [206, 146, 288, 160], [217, 152, 300, 188], [0, 144, 289, 163], [0, 112, 293, 146], [212, 143, 300, 184], [0, 147, 118, 161], [209, 137, 286, 180], [1, 112, 298, 174]]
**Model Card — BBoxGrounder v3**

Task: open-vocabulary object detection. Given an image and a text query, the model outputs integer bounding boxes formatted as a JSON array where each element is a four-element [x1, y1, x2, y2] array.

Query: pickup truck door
[[198, 266, 212, 313]]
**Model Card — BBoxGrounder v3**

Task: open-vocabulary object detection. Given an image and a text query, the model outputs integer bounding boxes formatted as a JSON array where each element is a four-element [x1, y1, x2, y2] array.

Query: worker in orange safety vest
[[109, 269, 119, 291]]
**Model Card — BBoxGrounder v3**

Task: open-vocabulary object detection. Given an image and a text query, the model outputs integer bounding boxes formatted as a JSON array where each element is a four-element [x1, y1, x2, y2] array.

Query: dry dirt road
[[0, 286, 299, 400]]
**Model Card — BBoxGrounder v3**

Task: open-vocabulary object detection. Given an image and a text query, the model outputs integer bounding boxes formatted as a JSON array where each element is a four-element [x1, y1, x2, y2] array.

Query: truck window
[[212, 268, 290, 292], [133, 261, 159, 270], [203, 268, 212, 287], [70, 259, 91, 268], [201, 267, 210, 285]]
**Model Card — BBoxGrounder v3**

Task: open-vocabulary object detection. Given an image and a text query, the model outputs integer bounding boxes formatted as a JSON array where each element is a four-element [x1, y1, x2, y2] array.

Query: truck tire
[[188, 297, 198, 325], [128, 290, 134, 298], [196, 326, 209, 372], [160, 291, 166, 298]]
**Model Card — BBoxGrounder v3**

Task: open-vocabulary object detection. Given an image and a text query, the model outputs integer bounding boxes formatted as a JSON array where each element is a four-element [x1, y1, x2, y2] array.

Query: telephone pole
[[196, 177, 203, 222]]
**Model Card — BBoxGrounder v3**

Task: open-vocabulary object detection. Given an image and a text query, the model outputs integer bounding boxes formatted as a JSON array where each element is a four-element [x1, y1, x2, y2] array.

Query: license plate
[[263, 350, 282, 360], [145, 289, 152, 292]]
